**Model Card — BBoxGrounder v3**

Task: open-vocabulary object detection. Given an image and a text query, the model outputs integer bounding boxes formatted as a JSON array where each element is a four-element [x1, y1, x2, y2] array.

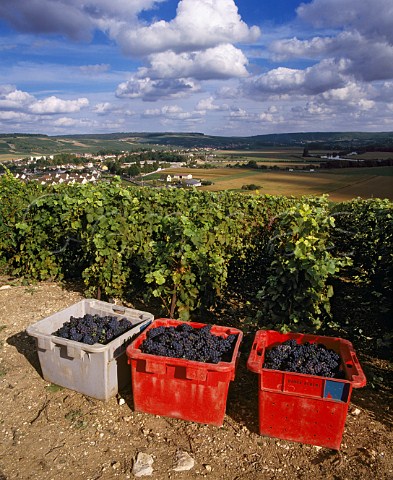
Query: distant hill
[[248, 131, 393, 148], [60, 131, 393, 148], [1, 131, 392, 157]]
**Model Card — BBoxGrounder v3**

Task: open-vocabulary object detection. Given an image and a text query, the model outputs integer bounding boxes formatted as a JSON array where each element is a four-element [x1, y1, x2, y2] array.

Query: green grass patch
[[65, 410, 88, 429], [141, 173, 164, 180], [45, 383, 64, 393]]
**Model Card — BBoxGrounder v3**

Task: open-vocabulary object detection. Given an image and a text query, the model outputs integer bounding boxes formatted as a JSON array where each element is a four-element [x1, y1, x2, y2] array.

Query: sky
[[0, 0, 392, 137]]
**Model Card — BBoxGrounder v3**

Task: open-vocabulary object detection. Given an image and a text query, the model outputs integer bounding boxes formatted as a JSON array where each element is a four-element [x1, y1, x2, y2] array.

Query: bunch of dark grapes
[[53, 314, 133, 345], [263, 339, 344, 378], [140, 323, 238, 364]]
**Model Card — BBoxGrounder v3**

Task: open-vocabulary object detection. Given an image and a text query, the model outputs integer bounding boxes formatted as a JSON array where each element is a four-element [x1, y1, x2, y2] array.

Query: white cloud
[[321, 82, 369, 102], [320, 82, 376, 111], [53, 117, 76, 127], [93, 101, 135, 116], [271, 36, 333, 61], [116, 0, 260, 56], [243, 59, 347, 98], [116, 77, 199, 101], [195, 96, 228, 112], [28, 96, 89, 114], [0, 85, 90, 121], [93, 102, 113, 114], [247, 67, 306, 94], [358, 99, 375, 110], [281, 81, 378, 125], [92, 102, 136, 117], [152, 105, 191, 120], [143, 44, 249, 81], [0, 87, 35, 110], [142, 104, 204, 125], [228, 106, 278, 124], [271, 31, 393, 82], [78, 64, 111, 75], [0, 110, 32, 121], [304, 102, 333, 116], [51, 116, 126, 131], [142, 108, 161, 117]]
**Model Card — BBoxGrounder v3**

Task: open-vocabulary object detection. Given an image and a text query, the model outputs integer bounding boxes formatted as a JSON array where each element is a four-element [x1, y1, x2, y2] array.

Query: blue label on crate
[[323, 380, 350, 402]]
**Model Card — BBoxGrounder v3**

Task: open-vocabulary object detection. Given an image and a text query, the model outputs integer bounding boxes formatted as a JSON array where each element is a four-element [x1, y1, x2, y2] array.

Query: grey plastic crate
[[26, 299, 153, 401]]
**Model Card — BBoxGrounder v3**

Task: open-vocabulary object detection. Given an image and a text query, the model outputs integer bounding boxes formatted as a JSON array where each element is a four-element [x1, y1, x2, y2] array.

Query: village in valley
[[4, 148, 209, 188]]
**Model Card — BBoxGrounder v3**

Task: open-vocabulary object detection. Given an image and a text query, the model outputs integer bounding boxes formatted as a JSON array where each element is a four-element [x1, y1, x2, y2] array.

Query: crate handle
[[66, 345, 85, 359], [350, 351, 367, 388], [112, 306, 126, 315], [37, 336, 55, 352], [145, 359, 166, 375], [246, 331, 266, 373], [186, 367, 208, 382]]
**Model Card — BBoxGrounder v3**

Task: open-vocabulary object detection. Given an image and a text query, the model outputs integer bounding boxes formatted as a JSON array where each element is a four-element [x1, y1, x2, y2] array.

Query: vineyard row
[[0, 173, 391, 330]]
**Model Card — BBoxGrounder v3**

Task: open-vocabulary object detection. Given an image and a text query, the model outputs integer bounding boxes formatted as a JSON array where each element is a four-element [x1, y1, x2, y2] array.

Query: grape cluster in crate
[[264, 339, 344, 378], [140, 323, 238, 363], [53, 313, 134, 345]]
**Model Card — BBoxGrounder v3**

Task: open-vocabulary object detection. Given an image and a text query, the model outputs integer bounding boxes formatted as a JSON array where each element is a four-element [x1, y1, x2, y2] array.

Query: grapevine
[[1, 174, 391, 329]]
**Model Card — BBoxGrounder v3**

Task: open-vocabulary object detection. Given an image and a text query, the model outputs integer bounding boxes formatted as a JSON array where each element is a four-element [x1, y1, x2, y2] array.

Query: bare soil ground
[[0, 280, 392, 480]]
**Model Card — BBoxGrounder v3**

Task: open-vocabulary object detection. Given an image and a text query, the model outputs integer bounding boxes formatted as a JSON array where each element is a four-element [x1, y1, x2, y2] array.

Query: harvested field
[[165, 167, 393, 201]]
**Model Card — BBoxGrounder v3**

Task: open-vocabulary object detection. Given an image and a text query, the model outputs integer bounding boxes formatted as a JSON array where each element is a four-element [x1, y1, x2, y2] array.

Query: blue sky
[[0, 0, 392, 136]]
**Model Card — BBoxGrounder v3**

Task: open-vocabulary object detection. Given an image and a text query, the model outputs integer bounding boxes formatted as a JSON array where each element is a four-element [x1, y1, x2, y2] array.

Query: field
[[345, 152, 393, 160], [163, 166, 393, 201], [214, 148, 307, 162]]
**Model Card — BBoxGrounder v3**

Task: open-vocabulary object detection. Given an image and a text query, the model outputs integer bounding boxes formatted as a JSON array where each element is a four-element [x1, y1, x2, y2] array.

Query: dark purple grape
[[140, 323, 238, 364], [53, 314, 133, 345], [264, 339, 343, 378]]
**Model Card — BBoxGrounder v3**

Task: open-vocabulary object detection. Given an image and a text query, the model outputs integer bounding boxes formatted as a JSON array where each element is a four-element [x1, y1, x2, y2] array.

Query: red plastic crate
[[126, 319, 243, 426], [247, 330, 366, 449]]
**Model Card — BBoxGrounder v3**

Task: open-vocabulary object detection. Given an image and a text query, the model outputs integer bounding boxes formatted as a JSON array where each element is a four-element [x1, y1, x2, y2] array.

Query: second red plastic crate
[[247, 330, 366, 449], [126, 319, 243, 426]]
